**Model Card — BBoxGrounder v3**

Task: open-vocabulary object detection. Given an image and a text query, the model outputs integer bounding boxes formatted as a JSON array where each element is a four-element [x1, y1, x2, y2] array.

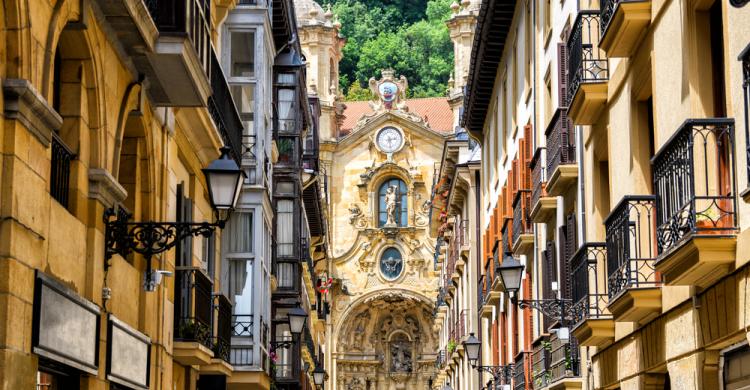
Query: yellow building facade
[[455, 0, 750, 389], [0, 0, 324, 389]]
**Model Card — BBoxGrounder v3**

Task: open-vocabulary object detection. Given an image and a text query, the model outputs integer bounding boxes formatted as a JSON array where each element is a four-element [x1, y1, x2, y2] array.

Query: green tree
[[320, 0, 454, 98]]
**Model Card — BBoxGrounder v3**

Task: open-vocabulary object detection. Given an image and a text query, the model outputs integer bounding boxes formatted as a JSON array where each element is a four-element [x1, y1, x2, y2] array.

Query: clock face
[[376, 127, 403, 153]]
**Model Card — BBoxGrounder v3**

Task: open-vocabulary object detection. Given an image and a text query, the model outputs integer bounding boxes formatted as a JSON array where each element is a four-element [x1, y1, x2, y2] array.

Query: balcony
[[567, 11, 609, 125], [532, 337, 551, 388], [202, 294, 233, 376], [570, 243, 614, 347], [512, 190, 534, 253], [605, 196, 661, 323], [208, 50, 244, 163], [50, 133, 75, 208], [531, 147, 556, 222], [502, 220, 512, 256], [450, 309, 468, 349], [547, 333, 581, 389], [545, 109, 577, 196], [140, 0, 213, 106], [652, 119, 737, 288], [513, 352, 530, 390], [229, 314, 255, 366], [599, 0, 652, 57], [449, 219, 468, 275], [174, 267, 215, 366]]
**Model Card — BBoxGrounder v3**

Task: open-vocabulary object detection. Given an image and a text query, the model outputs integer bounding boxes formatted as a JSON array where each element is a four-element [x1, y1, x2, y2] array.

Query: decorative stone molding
[[88, 168, 128, 208], [3, 79, 63, 146]]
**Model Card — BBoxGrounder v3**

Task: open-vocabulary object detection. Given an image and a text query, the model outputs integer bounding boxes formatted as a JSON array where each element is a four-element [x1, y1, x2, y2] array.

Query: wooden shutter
[[176, 183, 193, 267], [558, 43, 568, 108], [559, 213, 577, 300]]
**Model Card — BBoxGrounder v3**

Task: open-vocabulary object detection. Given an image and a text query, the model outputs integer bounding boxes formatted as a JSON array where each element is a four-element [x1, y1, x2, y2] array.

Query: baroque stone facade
[[314, 69, 453, 389]]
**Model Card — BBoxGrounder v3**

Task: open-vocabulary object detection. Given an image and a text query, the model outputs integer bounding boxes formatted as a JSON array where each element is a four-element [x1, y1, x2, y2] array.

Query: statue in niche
[[384, 185, 399, 226], [390, 340, 412, 373]]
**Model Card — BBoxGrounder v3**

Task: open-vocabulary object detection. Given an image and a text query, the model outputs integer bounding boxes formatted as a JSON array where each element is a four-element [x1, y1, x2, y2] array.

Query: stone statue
[[390, 341, 412, 372], [384, 185, 398, 226]]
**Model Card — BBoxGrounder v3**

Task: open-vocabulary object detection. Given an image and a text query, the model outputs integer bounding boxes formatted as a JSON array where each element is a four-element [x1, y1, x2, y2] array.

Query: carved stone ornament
[[368, 69, 409, 112]]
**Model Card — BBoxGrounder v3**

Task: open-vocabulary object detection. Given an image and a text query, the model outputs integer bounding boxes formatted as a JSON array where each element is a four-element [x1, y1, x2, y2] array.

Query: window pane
[[226, 212, 253, 253], [277, 137, 296, 165], [277, 262, 295, 287], [277, 200, 294, 256], [226, 259, 253, 315], [277, 88, 296, 132], [231, 84, 255, 135], [276, 73, 295, 83], [231, 32, 255, 77], [378, 179, 408, 227]]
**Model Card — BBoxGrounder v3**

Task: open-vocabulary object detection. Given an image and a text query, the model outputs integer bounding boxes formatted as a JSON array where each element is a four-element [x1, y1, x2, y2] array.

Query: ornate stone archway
[[333, 291, 437, 390]]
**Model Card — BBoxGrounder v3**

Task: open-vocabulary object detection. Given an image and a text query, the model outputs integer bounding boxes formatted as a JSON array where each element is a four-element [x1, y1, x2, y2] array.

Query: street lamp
[[104, 147, 243, 291], [312, 364, 327, 387], [463, 333, 481, 366], [288, 306, 308, 336], [202, 146, 244, 223], [497, 252, 572, 326], [462, 333, 514, 385], [271, 306, 309, 351], [496, 252, 524, 298]]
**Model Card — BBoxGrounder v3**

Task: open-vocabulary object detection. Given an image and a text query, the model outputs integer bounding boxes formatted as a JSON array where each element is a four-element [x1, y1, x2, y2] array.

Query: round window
[[380, 248, 404, 280]]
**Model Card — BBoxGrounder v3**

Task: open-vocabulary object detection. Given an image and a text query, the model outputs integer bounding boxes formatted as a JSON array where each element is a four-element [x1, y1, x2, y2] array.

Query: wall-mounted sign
[[32, 271, 100, 376], [107, 315, 151, 390]]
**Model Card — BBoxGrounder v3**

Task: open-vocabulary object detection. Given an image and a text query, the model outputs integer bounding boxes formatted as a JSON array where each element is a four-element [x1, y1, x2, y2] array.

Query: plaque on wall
[[107, 315, 151, 390], [32, 271, 100, 376]]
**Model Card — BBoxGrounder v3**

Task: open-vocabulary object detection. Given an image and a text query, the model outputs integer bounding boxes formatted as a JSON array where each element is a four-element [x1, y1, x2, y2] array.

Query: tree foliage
[[321, 0, 454, 100]]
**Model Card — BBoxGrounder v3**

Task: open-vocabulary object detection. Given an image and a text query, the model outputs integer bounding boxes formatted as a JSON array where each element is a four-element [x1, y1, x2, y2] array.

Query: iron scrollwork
[[104, 206, 218, 262], [516, 298, 573, 324]]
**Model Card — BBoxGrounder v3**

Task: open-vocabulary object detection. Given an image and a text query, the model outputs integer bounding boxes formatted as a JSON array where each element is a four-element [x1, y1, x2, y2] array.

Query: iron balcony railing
[[146, 0, 211, 75], [549, 333, 580, 383], [502, 220, 511, 255], [652, 118, 737, 254], [743, 53, 750, 184], [545, 108, 575, 178], [570, 243, 610, 329], [531, 147, 546, 210], [50, 133, 75, 208], [208, 49, 244, 164], [174, 267, 213, 349], [512, 190, 533, 247], [450, 309, 468, 342], [436, 349, 447, 369], [567, 10, 609, 105], [605, 196, 659, 299], [513, 352, 529, 390], [212, 294, 232, 362], [532, 337, 551, 388]]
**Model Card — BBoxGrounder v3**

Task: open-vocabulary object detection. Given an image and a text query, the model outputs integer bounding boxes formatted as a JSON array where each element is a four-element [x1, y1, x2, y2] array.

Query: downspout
[[577, 125, 586, 244], [474, 169, 482, 368]]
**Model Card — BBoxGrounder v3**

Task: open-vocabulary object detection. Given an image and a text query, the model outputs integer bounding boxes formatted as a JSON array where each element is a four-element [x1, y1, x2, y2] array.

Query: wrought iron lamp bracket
[[472, 364, 515, 385], [270, 340, 295, 351], [515, 298, 573, 323], [104, 206, 221, 265]]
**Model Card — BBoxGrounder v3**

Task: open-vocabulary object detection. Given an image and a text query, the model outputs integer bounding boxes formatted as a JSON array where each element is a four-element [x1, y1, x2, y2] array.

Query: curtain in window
[[277, 200, 294, 256], [227, 213, 253, 253], [277, 262, 295, 288]]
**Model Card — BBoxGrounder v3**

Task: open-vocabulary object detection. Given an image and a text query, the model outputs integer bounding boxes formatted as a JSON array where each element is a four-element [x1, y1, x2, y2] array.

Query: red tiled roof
[[339, 97, 454, 135]]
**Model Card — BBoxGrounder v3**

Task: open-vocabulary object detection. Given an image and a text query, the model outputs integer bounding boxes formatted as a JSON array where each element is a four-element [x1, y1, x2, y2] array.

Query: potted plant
[[447, 339, 457, 355]]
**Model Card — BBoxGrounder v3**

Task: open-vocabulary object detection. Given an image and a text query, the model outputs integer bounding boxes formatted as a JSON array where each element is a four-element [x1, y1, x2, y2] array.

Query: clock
[[376, 127, 403, 154]]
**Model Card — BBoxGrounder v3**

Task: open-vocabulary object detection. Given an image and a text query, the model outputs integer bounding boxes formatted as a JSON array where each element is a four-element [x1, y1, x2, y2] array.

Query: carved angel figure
[[368, 77, 382, 111], [397, 76, 409, 111]]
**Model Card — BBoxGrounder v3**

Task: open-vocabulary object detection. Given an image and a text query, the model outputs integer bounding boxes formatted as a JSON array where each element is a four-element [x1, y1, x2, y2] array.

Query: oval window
[[380, 247, 404, 280]]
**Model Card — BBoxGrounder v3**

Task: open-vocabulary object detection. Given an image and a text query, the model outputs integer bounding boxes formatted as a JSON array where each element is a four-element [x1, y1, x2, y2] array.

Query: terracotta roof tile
[[339, 97, 454, 136]]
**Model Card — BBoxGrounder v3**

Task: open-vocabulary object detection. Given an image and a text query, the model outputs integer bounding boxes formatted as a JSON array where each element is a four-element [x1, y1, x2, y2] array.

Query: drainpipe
[[577, 125, 586, 244]]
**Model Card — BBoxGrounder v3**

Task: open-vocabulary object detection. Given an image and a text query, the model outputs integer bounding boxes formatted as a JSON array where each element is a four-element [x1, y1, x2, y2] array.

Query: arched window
[[378, 178, 407, 227], [380, 247, 403, 280]]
